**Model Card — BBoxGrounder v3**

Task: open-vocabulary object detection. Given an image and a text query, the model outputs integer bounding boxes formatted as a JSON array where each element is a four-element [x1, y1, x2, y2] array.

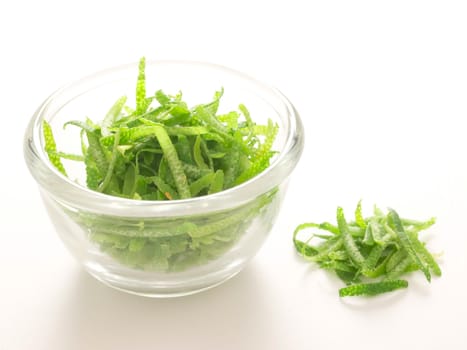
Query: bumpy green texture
[[43, 57, 279, 271], [69, 189, 276, 271], [294, 203, 441, 297], [43, 120, 67, 176]]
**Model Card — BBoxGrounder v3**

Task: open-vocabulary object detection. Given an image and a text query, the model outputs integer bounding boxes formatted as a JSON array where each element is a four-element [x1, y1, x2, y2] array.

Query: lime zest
[[294, 202, 441, 297], [42, 120, 67, 176], [339, 280, 408, 297], [338, 207, 366, 267], [387, 209, 431, 282]]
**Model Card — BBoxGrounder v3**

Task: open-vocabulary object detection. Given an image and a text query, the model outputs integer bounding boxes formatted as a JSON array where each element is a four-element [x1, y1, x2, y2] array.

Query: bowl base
[[83, 262, 245, 298]]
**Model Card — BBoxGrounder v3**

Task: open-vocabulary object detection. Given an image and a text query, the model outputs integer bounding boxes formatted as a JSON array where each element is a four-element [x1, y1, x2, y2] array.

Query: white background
[[1, 0, 467, 349]]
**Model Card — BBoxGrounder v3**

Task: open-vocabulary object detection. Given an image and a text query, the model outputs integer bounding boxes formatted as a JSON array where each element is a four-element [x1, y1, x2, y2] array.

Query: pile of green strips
[[293, 202, 441, 297], [43, 57, 278, 271]]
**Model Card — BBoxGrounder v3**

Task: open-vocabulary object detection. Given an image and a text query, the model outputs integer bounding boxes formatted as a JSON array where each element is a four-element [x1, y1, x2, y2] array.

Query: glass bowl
[[23, 60, 304, 297]]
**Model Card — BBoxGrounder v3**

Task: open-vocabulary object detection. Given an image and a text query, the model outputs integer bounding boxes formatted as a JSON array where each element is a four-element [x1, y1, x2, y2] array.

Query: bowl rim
[[24, 59, 305, 217]]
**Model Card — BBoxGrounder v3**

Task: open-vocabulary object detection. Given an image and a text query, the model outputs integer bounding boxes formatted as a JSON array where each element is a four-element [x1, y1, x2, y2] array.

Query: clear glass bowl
[[24, 60, 304, 297]]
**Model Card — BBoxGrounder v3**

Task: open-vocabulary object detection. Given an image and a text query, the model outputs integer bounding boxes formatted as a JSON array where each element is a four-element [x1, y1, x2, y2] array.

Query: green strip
[[48, 151, 84, 162], [337, 207, 365, 267], [209, 170, 224, 194], [43, 120, 67, 176], [152, 176, 179, 200], [190, 172, 215, 197], [339, 280, 408, 297], [193, 135, 209, 170], [408, 230, 442, 276], [387, 209, 431, 282], [385, 256, 413, 281], [355, 200, 367, 229], [98, 130, 120, 193], [151, 125, 191, 199], [102, 96, 127, 136], [136, 57, 148, 114]]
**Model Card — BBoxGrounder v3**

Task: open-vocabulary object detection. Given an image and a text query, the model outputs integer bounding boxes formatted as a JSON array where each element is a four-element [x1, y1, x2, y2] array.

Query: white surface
[[1, 1, 467, 349]]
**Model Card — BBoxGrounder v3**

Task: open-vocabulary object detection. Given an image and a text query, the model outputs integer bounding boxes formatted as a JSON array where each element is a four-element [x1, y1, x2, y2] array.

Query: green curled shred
[[102, 96, 127, 137], [150, 125, 191, 199], [136, 57, 148, 114], [337, 207, 365, 267], [387, 209, 431, 282], [98, 130, 121, 193], [362, 244, 385, 272], [294, 202, 442, 297], [408, 230, 442, 276], [355, 200, 367, 229], [43, 120, 67, 176], [208, 170, 224, 194], [339, 280, 408, 297]]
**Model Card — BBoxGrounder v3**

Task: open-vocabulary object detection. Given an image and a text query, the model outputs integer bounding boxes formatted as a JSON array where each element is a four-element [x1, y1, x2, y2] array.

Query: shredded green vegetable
[[339, 280, 408, 297], [42, 57, 279, 271], [43, 120, 67, 176], [294, 202, 441, 297]]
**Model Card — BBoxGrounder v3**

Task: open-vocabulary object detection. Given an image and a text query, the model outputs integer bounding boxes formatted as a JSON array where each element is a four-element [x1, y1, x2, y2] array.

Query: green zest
[[42, 57, 279, 271], [293, 202, 441, 297]]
